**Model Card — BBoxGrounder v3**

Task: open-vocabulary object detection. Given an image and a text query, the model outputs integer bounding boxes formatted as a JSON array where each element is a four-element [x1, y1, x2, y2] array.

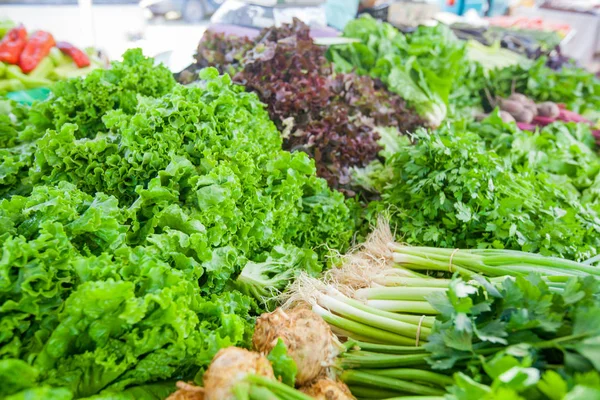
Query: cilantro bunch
[[428, 274, 600, 399]]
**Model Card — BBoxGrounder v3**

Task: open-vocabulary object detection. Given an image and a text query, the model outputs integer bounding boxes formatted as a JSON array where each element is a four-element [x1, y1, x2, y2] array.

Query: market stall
[[1, 2, 600, 400], [514, 1, 600, 67]]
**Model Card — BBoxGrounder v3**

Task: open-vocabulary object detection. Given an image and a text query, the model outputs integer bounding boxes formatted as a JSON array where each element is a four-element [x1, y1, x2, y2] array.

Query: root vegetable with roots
[[300, 378, 355, 400], [167, 381, 204, 400], [203, 347, 274, 400], [253, 307, 338, 386]]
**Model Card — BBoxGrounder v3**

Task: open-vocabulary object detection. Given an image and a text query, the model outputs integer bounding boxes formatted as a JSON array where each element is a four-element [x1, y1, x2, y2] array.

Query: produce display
[[0, 49, 353, 399], [1, 10, 600, 400], [286, 222, 600, 399], [0, 21, 103, 95], [452, 17, 572, 71], [179, 20, 425, 193]]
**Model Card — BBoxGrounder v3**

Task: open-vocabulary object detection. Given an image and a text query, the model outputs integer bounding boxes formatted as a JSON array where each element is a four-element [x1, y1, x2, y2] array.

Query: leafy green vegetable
[[329, 15, 468, 126], [487, 58, 600, 117], [28, 49, 176, 140], [235, 246, 320, 306], [361, 119, 600, 261], [428, 274, 600, 399], [0, 50, 354, 398], [267, 339, 298, 387], [0, 50, 175, 200]]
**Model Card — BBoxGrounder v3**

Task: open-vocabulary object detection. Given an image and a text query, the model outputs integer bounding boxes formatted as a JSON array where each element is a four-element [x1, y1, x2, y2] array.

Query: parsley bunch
[[428, 274, 600, 399], [364, 119, 600, 261]]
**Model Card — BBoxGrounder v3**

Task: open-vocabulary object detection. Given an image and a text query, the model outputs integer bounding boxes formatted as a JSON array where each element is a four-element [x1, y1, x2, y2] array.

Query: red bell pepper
[[0, 25, 28, 65], [19, 30, 56, 73], [56, 41, 90, 68]]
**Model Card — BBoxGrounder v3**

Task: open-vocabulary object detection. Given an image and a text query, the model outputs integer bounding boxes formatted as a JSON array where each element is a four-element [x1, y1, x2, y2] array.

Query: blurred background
[[0, 0, 598, 73]]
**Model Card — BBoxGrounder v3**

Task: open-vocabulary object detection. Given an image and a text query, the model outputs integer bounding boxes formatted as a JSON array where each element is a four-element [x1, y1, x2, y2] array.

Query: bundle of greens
[[183, 19, 425, 193], [328, 15, 469, 127], [338, 340, 450, 399], [431, 274, 600, 400], [0, 50, 355, 399], [330, 16, 600, 125], [332, 273, 600, 400], [357, 116, 600, 262], [280, 222, 600, 400]]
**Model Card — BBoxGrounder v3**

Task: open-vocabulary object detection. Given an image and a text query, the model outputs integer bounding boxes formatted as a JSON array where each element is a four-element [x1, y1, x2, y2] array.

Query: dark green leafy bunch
[[427, 274, 600, 400], [362, 119, 600, 261], [473, 113, 600, 193]]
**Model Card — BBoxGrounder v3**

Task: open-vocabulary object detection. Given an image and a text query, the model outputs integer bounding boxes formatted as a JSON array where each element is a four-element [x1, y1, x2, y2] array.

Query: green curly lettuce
[[0, 52, 355, 399]]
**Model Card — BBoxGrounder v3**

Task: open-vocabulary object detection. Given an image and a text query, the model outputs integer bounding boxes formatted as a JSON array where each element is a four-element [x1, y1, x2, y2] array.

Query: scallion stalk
[[316, 293, 431, 340], [313, 304, 419, 345], [341, 370, 446, 396], [365, 300, 439, 315], [344, 339, 427, 354], [361, 368, 454, 387], [372, 277, 452, 288], [339, 351, 429, 369], [383, 397, 446, 400], [347, 385, 408, 398], [356, 287, 447, 301], [389, 244, 600, 277]]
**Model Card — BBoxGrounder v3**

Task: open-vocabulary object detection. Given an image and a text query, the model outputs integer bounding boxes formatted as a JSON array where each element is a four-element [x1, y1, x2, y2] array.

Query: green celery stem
[[249, 385, 279, 400], [245, 375, 312, 400]]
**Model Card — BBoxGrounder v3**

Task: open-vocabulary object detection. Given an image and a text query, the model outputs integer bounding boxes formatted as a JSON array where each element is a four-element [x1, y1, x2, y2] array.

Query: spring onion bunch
[[338, 340, 452, 399], [281, 219, 599, 399], [355, 218, 600, 280]]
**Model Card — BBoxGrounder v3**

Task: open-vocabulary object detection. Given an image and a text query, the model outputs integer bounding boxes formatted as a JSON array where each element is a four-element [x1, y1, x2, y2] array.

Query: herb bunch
[[428, 274, 600, 400]]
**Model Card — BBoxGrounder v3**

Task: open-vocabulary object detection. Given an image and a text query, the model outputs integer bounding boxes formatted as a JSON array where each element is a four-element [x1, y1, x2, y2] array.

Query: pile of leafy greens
[[428, 274, 600, 400], [1, 49, 176, 199], [180, 19, 425, 194], [0, 50, 355, 399], [358, 114, 600, 261], [328, 15, 468, 127], [330, 15, 600, 123]]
